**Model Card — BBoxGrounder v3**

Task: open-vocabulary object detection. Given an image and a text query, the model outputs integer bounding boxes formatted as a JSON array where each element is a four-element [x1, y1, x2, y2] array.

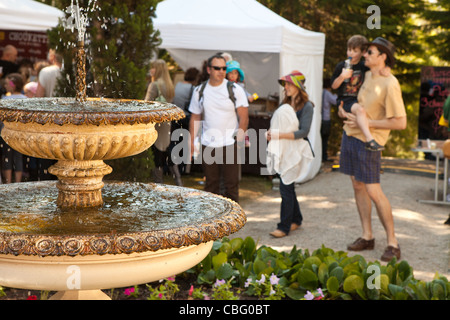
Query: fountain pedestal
[[49, 160, 112, 208]]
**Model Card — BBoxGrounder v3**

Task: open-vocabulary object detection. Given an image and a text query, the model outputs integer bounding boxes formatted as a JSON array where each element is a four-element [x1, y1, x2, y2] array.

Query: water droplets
[[63, 0, 90, 42]]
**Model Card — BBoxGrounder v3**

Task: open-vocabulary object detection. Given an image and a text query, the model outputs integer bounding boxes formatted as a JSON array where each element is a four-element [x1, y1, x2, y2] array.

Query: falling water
[[75, 41, 87, 102], [63, 0, 89, 102]]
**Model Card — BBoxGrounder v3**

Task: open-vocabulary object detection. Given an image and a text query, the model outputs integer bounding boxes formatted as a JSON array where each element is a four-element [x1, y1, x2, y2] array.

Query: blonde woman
[[144, 60, 182, 186]]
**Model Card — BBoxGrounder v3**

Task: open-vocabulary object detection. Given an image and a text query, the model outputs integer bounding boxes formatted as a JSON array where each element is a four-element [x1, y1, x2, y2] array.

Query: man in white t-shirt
[[36, 52, 62, 98], [189, 54, 249, 202]]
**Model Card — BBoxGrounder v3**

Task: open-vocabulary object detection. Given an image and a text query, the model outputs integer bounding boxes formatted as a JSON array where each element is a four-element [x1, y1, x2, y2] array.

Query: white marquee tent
[[154, 0, 326, 182], [0, 0, 63, 31]]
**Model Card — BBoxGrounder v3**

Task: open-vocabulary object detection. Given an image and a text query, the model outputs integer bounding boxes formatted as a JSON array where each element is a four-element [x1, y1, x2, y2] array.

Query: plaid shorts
[[339, 132, 381, 184]]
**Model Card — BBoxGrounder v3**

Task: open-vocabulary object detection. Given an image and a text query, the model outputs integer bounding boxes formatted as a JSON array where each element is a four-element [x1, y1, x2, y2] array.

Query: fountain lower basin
[[0, 181, 246, 299]]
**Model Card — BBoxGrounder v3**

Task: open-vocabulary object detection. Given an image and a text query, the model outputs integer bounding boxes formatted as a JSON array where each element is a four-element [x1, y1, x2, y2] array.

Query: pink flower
[[188, 285, 194, 296], [167, 276, 175, 281], [124, 287, 135, 296], [158, 293, 163, 299]]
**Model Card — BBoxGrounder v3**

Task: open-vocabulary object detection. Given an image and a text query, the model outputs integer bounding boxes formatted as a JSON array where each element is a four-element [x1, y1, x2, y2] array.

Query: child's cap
[[226, 60, 245, 81], [278, 70, 306, 91]]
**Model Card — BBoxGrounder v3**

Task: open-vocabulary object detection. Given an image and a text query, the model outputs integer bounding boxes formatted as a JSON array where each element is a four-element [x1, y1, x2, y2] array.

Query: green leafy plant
[[189, 237, 450, 300], [244, 273, 285, 300], [146, 277, 180, 300], [211, 278, 240, 300], [188, 285, 210, 300]]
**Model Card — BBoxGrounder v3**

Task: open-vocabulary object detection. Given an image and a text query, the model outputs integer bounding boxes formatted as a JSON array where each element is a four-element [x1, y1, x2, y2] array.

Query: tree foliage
[[43, 0, 160, 100], [421, 0, 450, 64]]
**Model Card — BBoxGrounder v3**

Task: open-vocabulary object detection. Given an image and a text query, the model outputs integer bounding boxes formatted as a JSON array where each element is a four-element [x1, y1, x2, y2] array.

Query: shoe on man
[[290, 223, 301, 231], [347, 237, 375, 251], [381, 245, 401, 262], [269, 229, 287, 238]]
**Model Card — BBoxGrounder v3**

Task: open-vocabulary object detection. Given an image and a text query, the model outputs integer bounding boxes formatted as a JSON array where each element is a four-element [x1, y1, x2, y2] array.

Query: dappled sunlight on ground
[[244, 211, 279, 223]]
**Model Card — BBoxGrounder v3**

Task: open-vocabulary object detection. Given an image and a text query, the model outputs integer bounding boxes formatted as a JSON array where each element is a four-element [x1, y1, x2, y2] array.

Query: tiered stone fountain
[[0, 5, 245, 300]]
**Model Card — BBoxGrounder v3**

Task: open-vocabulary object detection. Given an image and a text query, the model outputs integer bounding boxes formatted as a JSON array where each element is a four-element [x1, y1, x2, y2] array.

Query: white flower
[[304, 291, 314, 300], [269, 273, 279, 285], [214, 279, 226, 287], [317, 288, 324, 297], [256, 274, 266, 285]]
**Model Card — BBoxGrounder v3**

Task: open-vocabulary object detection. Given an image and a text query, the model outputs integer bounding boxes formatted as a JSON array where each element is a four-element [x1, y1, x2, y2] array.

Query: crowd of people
[[0, 36, 407, 262], [0, 45, 62, 183]]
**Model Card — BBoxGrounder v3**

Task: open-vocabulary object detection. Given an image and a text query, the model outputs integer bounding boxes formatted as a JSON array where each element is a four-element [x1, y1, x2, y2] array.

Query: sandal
[[269, 229, 287, 238], [365, 139, 384, 152]]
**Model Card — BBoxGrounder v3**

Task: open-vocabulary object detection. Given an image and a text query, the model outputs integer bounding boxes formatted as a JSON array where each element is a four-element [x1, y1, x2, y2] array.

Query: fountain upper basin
[[0, 97, 184, 161], [0, 97, 186, 209]]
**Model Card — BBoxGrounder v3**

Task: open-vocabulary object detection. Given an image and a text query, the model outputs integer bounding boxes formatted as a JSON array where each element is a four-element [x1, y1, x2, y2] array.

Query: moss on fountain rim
[[0, 97, 185, 126]]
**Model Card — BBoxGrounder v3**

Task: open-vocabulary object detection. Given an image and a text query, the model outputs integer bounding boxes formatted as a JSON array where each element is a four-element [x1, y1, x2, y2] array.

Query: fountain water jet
[[0, 4, 246, 300]]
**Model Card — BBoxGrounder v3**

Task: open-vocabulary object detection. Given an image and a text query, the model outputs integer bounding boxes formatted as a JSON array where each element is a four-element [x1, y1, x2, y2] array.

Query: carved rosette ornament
[[0, 98, 184, 209], [0, 207, 247, 256]]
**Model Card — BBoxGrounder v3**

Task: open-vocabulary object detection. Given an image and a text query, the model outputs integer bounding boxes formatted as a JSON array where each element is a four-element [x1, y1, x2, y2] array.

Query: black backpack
[[197, 80, 236, 106]]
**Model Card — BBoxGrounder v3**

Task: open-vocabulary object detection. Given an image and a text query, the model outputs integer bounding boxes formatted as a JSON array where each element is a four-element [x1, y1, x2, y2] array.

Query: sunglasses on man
[[211, 66, 227, 71], [367, 49, 381, 56]]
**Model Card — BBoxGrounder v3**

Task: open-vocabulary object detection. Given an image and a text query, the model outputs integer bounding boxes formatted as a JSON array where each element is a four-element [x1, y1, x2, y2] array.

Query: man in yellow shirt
[[338, 37, 407, 262]]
